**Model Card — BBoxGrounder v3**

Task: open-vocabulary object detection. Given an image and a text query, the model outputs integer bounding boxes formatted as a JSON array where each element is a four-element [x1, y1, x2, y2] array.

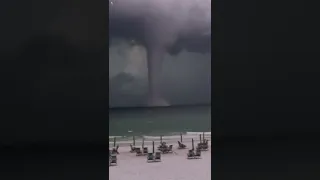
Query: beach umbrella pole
[[199, 134, 202, 143], [160, 135, 162, 143], [133, 136, 136, 146], [192, 138, 194, 150], [203, 132, 205, 143], [113, 137, 116, 147], [180, 133, 183, 143], [152, 141, 155, 153], [142, 138, 145, 148]]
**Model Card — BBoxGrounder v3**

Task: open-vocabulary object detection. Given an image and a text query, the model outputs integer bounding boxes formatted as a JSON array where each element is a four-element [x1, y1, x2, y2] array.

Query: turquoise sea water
[[109, 105, 211, 143]]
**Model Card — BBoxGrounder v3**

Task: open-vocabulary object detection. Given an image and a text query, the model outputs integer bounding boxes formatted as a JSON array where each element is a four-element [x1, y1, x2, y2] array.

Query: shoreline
[[109, 132, 212, 147]]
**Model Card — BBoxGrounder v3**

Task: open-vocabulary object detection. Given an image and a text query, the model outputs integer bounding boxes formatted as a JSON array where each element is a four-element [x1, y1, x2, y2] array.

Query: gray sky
[[109, 39, 211, 107]]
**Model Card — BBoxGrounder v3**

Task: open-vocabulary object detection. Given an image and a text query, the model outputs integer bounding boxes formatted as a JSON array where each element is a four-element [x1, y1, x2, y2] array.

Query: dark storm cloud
[[109, 0, 211, 55], [109, 40, 211, 107], [109, 0, 211, 107]]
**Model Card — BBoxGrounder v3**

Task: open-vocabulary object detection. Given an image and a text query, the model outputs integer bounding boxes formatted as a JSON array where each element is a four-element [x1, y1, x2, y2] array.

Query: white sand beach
[[109, 139, 211, 180]]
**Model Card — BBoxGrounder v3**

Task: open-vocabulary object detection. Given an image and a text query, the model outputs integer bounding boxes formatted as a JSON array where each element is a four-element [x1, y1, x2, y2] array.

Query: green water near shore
[[109, 105, 211, 137]]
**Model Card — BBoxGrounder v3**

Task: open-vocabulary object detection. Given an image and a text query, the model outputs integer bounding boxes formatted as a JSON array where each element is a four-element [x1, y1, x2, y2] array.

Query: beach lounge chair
[[136, 148, 143, 156], [197, 143, 209, 151], [195, 149, 201, 158], [203, 139, 208, 144], [155, 152, 161, 162], [158, 146, 164, 151], [203, 140, 209, 150], [110, 154, 117, 166], [187, 150, 195, 159], [161, 144, 173, 154], [167, 145, 173, 153], [158, 142, 167, 150], [130, 144, 137, 153], [205, 139, 209, 144], [178, 141, 186, 149], [147, 153, 154, 162], [202, 144, 209, 151], [112, 145, 120, 154], [143, 147, 148, 154]]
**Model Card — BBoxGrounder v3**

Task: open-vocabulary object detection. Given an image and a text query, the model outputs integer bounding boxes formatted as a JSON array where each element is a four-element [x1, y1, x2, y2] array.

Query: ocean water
[[109, 105, 211, 143]]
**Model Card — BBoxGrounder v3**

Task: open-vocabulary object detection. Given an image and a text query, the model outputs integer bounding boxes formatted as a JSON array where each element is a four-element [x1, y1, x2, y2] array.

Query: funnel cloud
[[109, 0, 211, 107]]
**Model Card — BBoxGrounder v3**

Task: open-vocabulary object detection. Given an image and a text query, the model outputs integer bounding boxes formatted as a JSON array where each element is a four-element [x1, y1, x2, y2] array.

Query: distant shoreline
[[109, 132, 212, 147]]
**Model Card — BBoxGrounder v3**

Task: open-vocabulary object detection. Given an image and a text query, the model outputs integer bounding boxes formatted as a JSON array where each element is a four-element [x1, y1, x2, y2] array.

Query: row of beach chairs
[[197, 139, 209, 151], [157, 143, 174, 154], [109, 139, 209, 166], [187, 148, 202, 159], [130, 145, 149, 156], [130, 145, 162, 162], [147, 152, 162, 163]]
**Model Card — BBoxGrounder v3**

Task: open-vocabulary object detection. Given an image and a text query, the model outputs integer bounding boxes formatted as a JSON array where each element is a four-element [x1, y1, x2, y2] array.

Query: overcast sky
[[109, 39, 211, 107]]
